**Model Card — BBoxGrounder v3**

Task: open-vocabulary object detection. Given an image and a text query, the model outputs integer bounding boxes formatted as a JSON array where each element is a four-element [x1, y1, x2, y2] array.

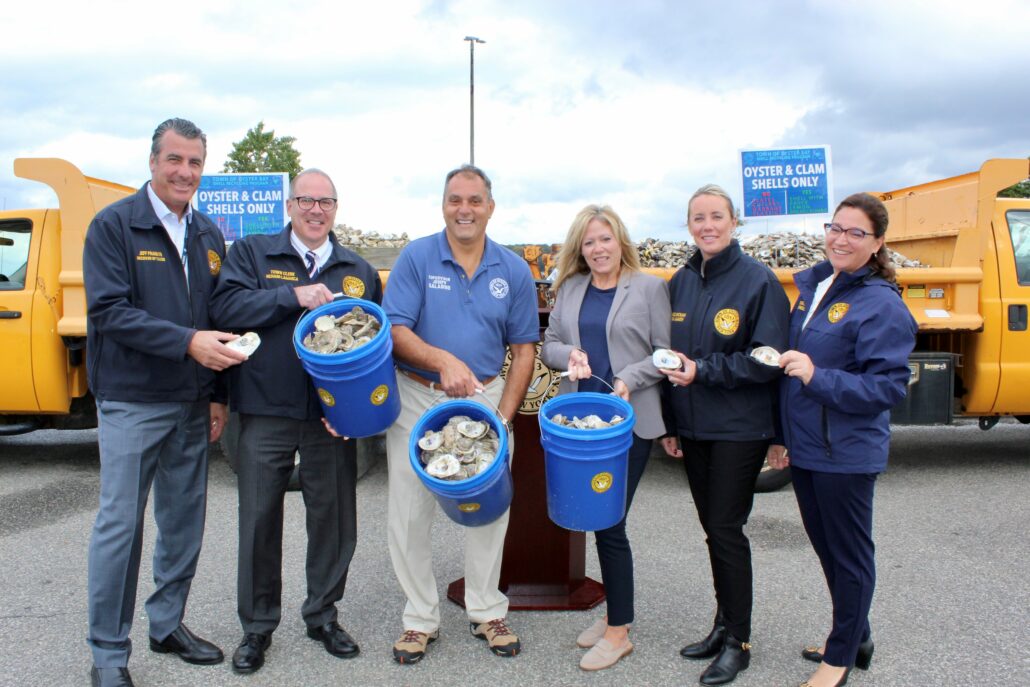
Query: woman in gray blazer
[[541, 205, 670, 672]]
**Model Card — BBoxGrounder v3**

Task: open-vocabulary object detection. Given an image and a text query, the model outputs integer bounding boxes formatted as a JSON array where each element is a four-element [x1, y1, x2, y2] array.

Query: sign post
[[740, 146, 832, 219]]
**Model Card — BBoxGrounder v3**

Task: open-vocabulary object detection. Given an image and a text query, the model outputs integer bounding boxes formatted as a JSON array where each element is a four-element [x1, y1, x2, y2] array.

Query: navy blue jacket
[[665, 240, 790, 441], [84, 184, 227, 404], [779, 261, 917, 473], [209, 224, 383, 421]]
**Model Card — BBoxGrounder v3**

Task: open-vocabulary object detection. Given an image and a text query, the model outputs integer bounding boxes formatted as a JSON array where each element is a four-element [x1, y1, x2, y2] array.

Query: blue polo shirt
[[384, 230, 540, 382]]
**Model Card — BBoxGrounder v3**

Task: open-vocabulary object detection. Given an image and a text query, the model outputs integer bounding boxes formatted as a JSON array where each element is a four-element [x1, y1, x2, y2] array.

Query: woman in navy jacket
[[661, 185, 790, 686], [541, 205, 670, 671], [768, 193, 916, 687]]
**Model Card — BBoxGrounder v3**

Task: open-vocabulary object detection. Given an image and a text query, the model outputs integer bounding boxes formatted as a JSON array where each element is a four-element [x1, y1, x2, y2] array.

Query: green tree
[[999, 156, 1030, 198], [222, 121, 302, 178]]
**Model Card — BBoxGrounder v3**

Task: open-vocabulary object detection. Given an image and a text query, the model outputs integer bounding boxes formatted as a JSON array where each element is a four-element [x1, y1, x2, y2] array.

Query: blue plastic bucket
[[293, 298, 400, 438], [409, 399, 512, 527], [539, 392, 636, 532]]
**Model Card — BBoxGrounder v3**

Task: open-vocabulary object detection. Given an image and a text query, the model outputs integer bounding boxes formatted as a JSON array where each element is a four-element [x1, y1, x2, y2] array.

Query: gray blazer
[[541, 269, 671, 439]]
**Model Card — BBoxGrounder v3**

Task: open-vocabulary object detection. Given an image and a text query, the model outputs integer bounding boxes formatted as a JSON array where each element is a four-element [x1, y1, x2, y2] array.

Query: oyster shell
[[417, 414, 502, 481], [750, 346, 782, 367], [652, 348, 682, 371], [549, 413, 625, 430], [417, 431, 443, 452], [225, 332, 261, 357], [301, 305, 382, 354], [426, 454, 460, 479], [314, 315, 337, 332], [457, 420, 488, 439]]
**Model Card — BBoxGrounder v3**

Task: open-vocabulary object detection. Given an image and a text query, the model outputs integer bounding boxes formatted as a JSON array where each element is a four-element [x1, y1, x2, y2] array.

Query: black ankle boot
[[680, 611, 726, 659], [699, 634, 750, 685]]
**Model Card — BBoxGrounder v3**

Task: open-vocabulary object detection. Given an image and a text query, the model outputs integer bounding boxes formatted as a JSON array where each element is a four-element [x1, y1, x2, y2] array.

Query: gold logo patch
[[713, 308, 740, 336], [370, 384, 388, 406], [827, 303, 850, 323], [591, 472, 614, 494], [797, 299, 807, 312], [207, 249, 221, 275], [317, 388, 336, 407], [342, 275, 365, 297], [458, 503, 481, 513]]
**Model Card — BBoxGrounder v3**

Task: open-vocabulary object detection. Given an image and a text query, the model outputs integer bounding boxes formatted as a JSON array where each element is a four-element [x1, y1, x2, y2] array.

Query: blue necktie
[[306, 251, 318, 278]]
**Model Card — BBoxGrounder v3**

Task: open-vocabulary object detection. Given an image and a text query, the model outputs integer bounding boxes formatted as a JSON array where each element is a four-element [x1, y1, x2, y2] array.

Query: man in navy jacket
[[84, 118, 246, 687], [210, 169, 382, 674]]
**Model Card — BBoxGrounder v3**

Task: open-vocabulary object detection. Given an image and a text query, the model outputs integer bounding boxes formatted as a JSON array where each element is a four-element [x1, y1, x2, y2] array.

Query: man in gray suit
[[83, 118, 246, 687]]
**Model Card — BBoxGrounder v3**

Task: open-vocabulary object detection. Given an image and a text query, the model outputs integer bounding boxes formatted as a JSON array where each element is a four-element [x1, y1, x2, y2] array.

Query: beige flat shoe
[[576, 618, 608, 648], [580, 637, 634, 671]]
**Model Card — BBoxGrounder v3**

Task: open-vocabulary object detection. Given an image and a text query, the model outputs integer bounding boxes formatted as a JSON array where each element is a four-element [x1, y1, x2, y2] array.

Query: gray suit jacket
[[541, 269, 671, 439]]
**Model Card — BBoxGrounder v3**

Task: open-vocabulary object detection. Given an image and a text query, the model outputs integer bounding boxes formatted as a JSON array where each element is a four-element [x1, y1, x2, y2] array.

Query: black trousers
[[680, 438, 767, 642], [237, 414, 357, 635], [594, 435, 653, 627], [791, 466, 876, 668]]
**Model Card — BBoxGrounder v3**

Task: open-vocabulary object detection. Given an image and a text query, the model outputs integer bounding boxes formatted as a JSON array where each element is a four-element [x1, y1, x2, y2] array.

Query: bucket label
[[342, 275, 365, 297], [591, 472, 614, 493], [458, 503, 481, 513], [318, 388, 336, 407], [370, 384, 389, 406]]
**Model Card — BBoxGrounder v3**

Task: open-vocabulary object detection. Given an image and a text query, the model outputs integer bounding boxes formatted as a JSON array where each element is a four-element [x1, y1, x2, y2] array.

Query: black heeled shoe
[[800, 666, 851, 687], [801, 639, 873, 670], [681, 610, 726, 659], [699, 634, 750, 685]]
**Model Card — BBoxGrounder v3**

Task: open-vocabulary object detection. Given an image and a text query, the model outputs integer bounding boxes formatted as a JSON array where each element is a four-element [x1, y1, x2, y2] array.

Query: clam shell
[[750, 346, 782, 367], [417, 431, 443, 452], [225, 332, 261, 357], [652, 349, 682, 371], [426, 454, 460, 479]]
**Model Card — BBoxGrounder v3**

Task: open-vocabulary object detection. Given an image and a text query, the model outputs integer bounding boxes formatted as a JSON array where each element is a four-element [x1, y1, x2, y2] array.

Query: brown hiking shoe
[[392, 629, 438, 664], [470, 618, 521, 657]]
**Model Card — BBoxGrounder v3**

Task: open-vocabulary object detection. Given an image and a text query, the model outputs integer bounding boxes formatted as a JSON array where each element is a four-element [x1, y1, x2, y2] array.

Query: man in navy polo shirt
[[383, 165, 538, 663], [210, 169, 382, 675]]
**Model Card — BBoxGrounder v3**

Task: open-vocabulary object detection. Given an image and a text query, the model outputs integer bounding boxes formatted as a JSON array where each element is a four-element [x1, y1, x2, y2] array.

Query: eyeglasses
[[824, 223, 875, 241], [293, 196, 338, 211]]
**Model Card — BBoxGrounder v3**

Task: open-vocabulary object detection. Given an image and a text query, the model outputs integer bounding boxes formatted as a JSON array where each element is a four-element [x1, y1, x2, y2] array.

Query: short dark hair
[[834, 192, 896, 284], [151, 118, 207, 157], [443, 164, 493, 200]]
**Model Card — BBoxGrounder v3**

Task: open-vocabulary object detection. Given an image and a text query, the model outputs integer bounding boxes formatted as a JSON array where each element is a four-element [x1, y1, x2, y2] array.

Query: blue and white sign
[[195, 173, 289, 241], [740, 146, 832, 219]]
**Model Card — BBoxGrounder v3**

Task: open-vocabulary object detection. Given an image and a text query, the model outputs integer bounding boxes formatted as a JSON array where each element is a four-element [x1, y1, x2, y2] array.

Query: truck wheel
[[755, 464, 792, 493]]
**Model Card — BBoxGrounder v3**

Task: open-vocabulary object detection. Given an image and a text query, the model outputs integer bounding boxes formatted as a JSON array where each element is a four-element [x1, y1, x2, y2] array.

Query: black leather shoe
[[232, 633, 271, 674], [90, 665, 135, 687], [801, 639, 874, 670], [149, 624, 225, 665], [306, 621, 360, 658], [681, 619, 727, 659], [699, 634, 750, 685]]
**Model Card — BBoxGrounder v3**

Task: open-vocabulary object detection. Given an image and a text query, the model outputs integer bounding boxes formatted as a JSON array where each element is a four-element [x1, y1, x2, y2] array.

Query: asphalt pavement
[[0, 420, 1028, 687]]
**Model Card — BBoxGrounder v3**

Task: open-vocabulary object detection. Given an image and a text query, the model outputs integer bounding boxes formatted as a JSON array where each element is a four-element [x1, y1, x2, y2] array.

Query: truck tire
[[755, 464, 792, 493], [219, 411, 300, 490]]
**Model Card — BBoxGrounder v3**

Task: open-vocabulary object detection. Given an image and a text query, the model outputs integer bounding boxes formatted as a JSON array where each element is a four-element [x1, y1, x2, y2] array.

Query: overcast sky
[[2, 0, 1028, 244]]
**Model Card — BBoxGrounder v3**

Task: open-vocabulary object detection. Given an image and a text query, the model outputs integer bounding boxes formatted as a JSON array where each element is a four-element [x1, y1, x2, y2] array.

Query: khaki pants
[[386, 372, 512, 632]]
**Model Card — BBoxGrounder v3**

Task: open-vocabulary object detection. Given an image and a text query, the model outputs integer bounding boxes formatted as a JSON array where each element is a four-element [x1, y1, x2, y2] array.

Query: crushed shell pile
[[301, 306, 382, 354], [417, 416, 501, 481], [332, 223, 409, 249]]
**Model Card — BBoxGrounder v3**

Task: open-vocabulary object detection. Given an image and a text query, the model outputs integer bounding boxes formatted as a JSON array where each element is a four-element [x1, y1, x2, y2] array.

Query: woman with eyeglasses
[[659, 184, 789, 685], [766, 193, 916, 687]]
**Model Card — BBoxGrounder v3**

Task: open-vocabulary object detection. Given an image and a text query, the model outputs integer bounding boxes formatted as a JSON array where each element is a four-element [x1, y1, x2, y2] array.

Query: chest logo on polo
[[342, 276, 365, 297], [136, 249, 166, 263], [713, 308, 740, 336], [428, 274, 451, 290], [671, 311, 686, 323], [489, 277, 509, 299], [207, 250, 221, 276], [827, 302, 850, 323], [265, 269, 299, 282]]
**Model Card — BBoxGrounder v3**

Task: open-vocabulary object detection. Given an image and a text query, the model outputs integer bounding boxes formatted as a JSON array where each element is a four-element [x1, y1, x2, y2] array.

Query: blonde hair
[[687, 183, 739, 224], [551, 204, 641, 294]]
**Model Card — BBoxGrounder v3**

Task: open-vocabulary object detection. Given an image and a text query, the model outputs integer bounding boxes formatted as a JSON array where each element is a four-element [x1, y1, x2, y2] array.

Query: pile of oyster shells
[[417, 415, 501, 481], [332, 223, 409, 249], [635, 233, 926, 270], [302, 305, 381, 354], [548, 413, 626, 430]]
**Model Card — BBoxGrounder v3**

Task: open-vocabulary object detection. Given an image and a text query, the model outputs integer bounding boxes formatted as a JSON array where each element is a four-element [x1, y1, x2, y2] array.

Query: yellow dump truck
[[2, 158, 1028, 449]]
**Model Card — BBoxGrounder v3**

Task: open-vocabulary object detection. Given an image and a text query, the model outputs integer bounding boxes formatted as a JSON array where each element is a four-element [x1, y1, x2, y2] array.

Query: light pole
[[464, 36, 485, 165]]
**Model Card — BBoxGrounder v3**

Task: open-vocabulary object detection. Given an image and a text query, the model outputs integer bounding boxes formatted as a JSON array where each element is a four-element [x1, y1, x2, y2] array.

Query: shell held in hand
[[652, 348, 682, 371], [750, 346, 782, 367], [225, 332, 261, 358]]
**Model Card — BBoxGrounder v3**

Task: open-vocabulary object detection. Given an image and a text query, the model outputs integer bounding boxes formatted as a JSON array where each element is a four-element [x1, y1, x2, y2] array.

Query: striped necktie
[[305, 250, 318, 278]]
